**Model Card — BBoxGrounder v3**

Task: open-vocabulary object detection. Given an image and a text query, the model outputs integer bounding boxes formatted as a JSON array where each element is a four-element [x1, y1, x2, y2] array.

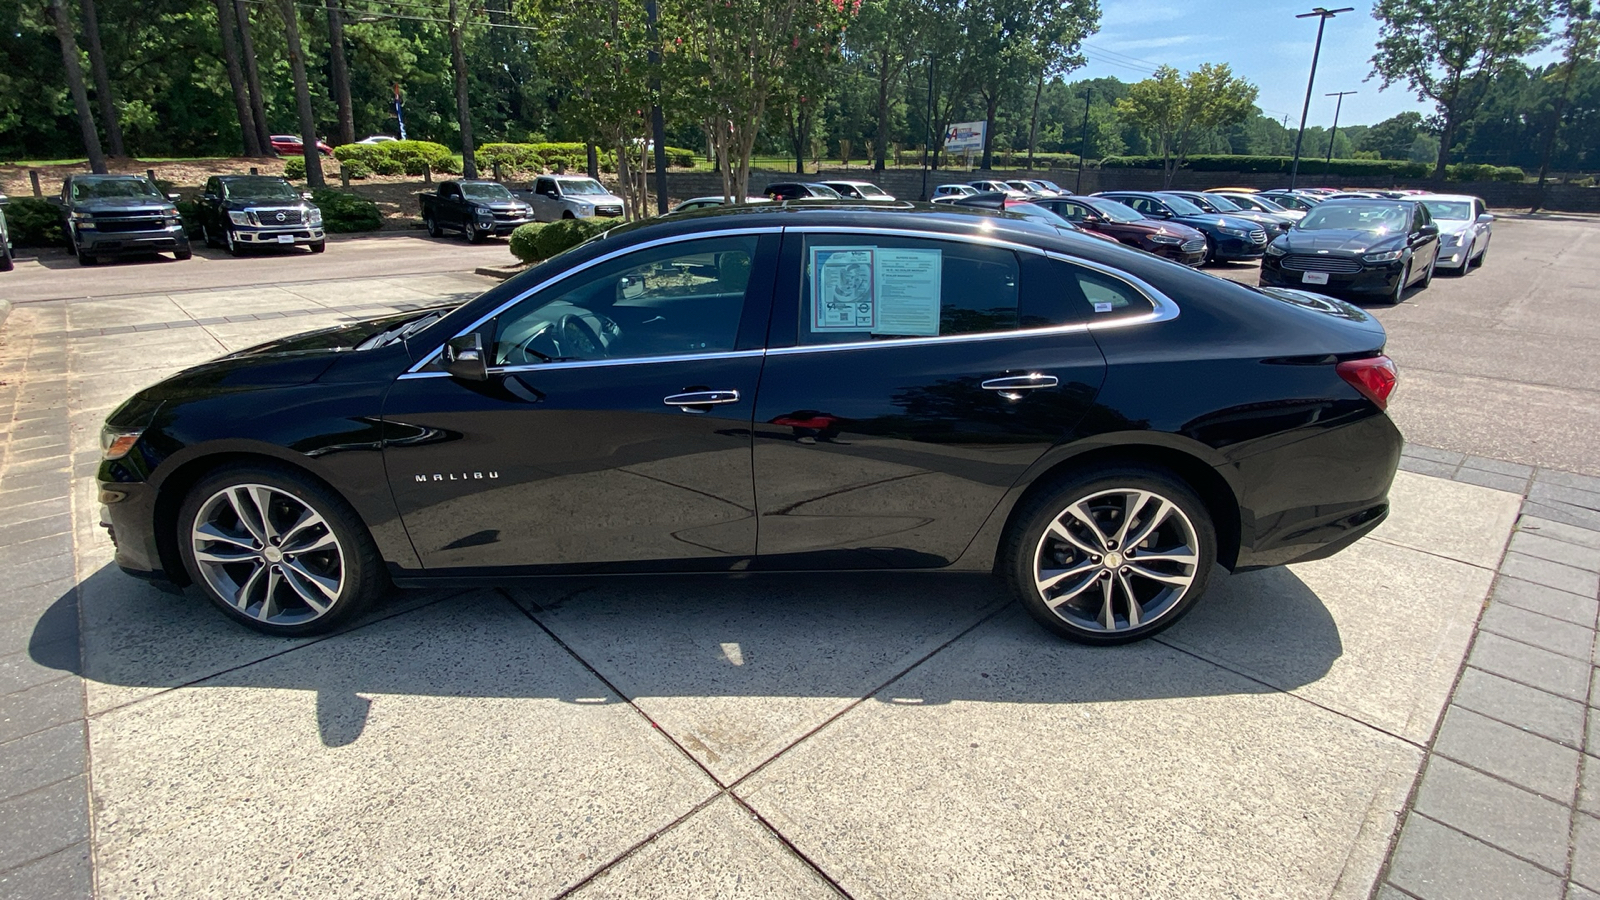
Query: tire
[[561, 211, 575, 220], [426, 215, 441, 238], [174, 245, 192, 261], [178, 464, 386, 637], [1418, 254, 1435, 289], [1201, 235, 1215, 265], [1471, 241, 1488, 268], [1384, 261, 1409, 305], [78, 249, 98, 266], [0, 244, 12, 272], [464, 220, 482, 243], [65, 227, 78, 256], [226, 229, 244, 257], [310, 240, 326, 253], [1003, 465, 1217, 645], [202, 224, 216, 248]]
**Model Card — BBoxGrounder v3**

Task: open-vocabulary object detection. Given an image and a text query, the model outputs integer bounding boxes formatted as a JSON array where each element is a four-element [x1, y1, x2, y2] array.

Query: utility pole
[[1288, 7, 1352, 191], [921, 56, 935, 200], [1075, 87, 1092, 194], [1324, 90, 1356, 172]]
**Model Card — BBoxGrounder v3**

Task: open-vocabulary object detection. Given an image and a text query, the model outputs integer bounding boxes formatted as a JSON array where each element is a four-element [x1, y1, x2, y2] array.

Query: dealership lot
[[2, 216, 1599, 898]]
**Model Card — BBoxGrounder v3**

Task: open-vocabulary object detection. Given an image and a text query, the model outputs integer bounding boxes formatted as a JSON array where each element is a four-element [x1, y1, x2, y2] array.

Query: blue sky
[[1074, 1, 1562, 128]]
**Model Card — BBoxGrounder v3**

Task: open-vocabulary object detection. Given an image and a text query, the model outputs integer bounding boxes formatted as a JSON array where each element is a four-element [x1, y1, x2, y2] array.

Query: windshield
[[1194, 194, 1239, 212], [1085, 198, 1145, 223], [1296, 202, 1410, 234], [1245, 196, 1288, 212], [223, 177, 299, 201], [1036, 181, 1063, 192], [1160, 195, 1205, 216], [72, 178, 162, 201], [557, 178, 608, 196], [806, 184, 843, 198], [856, 184, 891, 198], [461, 182, 515, 201], [1422, 200, 1472, 220]]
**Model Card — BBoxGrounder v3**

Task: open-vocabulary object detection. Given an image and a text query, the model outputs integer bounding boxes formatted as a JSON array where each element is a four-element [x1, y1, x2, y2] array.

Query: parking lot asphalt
[[0, 217, 1596, 898]]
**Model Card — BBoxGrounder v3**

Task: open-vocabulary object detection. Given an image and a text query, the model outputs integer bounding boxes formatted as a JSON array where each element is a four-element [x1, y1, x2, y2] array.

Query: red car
[[1033, 196, 1208, 266], [270, 134, 333, 156], [949, 193, 1123, 245]]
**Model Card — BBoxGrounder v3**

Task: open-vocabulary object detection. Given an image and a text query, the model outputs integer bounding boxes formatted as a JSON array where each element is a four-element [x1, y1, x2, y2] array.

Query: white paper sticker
[[810, 247, 876, 331], [872, 249, 942, 336], [277, 234, 295, 244], [1093, 301, 1114, 313]]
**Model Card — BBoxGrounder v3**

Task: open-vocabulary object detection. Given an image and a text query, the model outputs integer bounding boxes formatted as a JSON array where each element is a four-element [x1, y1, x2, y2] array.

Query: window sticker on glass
[[810, 246, 876, 331], [872, 248, 942, 336]]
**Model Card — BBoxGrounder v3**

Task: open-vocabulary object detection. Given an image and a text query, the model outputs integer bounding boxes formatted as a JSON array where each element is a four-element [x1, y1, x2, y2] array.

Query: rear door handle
[[663, 390, 740, 413], [981, 374, 1058, 400]]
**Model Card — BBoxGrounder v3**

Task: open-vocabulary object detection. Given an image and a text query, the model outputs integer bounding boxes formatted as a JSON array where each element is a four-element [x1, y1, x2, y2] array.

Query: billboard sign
[[944, 121, 985, 153]]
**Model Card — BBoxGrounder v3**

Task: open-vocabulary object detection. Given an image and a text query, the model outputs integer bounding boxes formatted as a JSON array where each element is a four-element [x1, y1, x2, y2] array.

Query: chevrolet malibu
[[98, 206, 1402, 645]]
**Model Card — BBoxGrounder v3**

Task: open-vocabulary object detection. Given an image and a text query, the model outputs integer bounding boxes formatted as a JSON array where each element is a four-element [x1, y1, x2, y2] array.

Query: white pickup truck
[[513, 176, 626, 222]]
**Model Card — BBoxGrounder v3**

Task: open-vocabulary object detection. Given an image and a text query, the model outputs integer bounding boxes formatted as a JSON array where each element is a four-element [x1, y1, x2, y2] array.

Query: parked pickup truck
[[418, 180, 534, 243], [512, 176, 625, 222], [0, 194, 13, 272], [198, 174, 325, 256], [57, 174, 191, 266]]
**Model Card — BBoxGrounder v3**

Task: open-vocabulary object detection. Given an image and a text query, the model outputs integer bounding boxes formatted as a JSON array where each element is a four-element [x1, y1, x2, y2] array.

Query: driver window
[[489, 235, 758, 367]]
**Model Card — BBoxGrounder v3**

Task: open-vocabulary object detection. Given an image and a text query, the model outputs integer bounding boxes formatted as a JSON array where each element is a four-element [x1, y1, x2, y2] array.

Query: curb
[[474, 264, 528, 281]]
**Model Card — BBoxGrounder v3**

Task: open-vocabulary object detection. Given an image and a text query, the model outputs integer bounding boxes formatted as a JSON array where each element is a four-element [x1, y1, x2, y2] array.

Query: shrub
[[508, 222, 545, 263], [340, 160, 372, 180], [1098, 154, 1430, 178], [174, 200, 205, 239], [531, 217, 609, 260], [474, 142, 700, 177], [4, 197, 64, 247], [309, 188, 382, 233], [402, 155, 432, 177], [284, 156, 307, 180], [1445, 163, 1525, 183]]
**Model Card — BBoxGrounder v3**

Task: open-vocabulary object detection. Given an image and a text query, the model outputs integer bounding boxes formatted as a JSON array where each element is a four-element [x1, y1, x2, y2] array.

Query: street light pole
[[1324, 90, 1356, 173], [1075, 87, 1092, 194], [1288, 6, 1352, 191]]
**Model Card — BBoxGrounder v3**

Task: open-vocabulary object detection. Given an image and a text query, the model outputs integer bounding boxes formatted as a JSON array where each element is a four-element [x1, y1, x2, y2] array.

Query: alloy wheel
[[1031, 487, 1200, 634], [190, 483, 346, 626]]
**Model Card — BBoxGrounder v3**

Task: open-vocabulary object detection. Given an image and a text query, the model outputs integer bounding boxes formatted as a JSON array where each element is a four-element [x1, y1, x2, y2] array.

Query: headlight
[[1364, 249, 1404, 263], [1218, 226, 1247, 237], [228, 211, 252, 226], [307, 207, 323, 226], [1148, 234, 1181, 245], [72, 212, 97, 229], [1265, 242, 1287, 256], [1439, 233, 1460, 247], [101, 425, 144, 460]]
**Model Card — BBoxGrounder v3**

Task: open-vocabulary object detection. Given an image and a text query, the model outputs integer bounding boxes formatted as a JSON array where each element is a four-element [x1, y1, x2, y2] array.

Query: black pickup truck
[[58, 174, 190, 266], [197, 175, 326, 256], [0, 194, 13, 272], [417, 180, 534, 243]]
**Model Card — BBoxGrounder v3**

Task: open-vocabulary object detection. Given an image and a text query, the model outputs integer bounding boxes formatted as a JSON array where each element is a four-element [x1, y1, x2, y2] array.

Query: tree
[[960, 0, 1097, 170], [847, 0, 924, 171], [448, 0, 479, 178], [1369, 0, 1554, 181], [1116, 64, 1257, 187], [236, 0, 275, 154], [47, 0, 106, 173], [325, 0, 355, 146], [214, 0, 263, 156], [1358, 111, 1426, 159], [79, 0, 123, 157], [1538, 0, 1600, 190], [280, 0, 326, 186]]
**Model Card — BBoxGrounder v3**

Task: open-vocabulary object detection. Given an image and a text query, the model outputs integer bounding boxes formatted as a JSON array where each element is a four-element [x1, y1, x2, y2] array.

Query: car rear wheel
[[178, 465, 386, 636], [425, 215, 441, 238], [0, 243, 12, 272], [1004, 465, 1216, 645]]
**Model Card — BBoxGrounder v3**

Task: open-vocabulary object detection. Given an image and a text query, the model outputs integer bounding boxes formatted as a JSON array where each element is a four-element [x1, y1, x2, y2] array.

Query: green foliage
[[1359, 112, 1428, 160], [1100, 154, 1432, 178], [508, 222, 546, 263], [332, 141, 456, 177], [1116, 64, 1259, 185], [284, 157, 307, 181], [174, 200, 205, 239], [309, 189, 382, 233], [1446, 163, 1527, 182], [531, 217, 609, 261], [4, 197, 64, 247], [341, 160, 372, 180], [475, 142, 700, 177]]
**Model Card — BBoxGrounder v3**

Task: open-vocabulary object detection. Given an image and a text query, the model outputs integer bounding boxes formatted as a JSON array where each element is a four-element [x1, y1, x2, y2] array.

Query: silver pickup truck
[[512, 176, 626, 222]]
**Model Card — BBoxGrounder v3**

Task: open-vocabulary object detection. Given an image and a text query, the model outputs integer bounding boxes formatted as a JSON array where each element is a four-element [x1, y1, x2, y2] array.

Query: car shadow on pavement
[[29, 562, 1342, 747]]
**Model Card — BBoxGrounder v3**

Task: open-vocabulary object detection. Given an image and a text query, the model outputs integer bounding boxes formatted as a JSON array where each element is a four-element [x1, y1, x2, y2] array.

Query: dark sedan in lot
[[1030, 196, 1207, 265], [1095, 191, 1269, 263], [198, 175, 326, 255], [1260, 198, 1440, 305], [97, 205, 1400, 645]]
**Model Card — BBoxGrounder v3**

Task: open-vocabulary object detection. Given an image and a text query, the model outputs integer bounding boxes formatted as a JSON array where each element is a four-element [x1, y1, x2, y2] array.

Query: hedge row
[[1096, 154, 1526, 182], [508, 217, 611, 264], [4, 197, 63, 247], [310, 189, 383, 232], [476, 142, 697, 177], [330, 140, 461, 176]]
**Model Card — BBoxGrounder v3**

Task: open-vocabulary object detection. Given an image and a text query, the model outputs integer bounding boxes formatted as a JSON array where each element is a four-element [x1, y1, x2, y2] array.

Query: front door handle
[[663, 390, 740, 414], [981, 374, 1058, 400]]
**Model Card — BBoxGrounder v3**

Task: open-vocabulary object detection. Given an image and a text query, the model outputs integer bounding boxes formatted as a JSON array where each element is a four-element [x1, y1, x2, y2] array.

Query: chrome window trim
[[782, 224, 1050, 256], [405, 226, 783, 374], [1041, 251, 1181, 330], [397, 348, 766, 380]]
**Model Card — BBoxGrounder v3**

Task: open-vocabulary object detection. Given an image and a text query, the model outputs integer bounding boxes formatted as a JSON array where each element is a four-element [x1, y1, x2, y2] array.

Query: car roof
[[69, 174, 144, 182], [1412, 193, 1480, 202], [820, 180, 880, 187], [218, 174, 288, 182]]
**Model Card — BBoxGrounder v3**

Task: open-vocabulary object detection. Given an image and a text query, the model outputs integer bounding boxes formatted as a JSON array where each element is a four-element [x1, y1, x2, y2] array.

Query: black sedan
[[1260, 198, 1441, 305], [97, 205, 1401, 645], [1095, 191, 1269, 263]]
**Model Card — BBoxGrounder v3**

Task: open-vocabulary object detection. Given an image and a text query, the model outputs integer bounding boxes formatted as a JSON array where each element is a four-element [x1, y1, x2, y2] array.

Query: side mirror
[[441, 333, 488, 382], [1477, 213, 1495, 224], [48, 196, 64, 206], [167, 193, 181, 201], [1419, 223, 1440, 238], [202, 193, 217, 201], [303, 192, 314, 201]]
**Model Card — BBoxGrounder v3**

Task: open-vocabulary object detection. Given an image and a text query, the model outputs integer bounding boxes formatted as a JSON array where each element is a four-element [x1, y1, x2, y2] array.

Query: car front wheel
[[178, 465, 386, 636], [1385, 261, 1409, 305], [1004, 465, 1216, 645]]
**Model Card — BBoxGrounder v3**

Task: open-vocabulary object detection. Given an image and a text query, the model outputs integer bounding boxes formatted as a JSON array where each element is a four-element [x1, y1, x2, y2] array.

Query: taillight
[[1337, 355, 1398, 410]]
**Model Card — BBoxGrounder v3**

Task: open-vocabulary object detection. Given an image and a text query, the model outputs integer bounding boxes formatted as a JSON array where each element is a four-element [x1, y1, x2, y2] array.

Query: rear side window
[[1022, 258, 1157, 326], [797, 234, 1019, 345]]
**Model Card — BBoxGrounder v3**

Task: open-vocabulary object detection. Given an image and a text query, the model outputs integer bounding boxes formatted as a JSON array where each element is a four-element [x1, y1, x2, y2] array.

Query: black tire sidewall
[[1005, 465, 1217, 645], [177, 464, 382, 636]]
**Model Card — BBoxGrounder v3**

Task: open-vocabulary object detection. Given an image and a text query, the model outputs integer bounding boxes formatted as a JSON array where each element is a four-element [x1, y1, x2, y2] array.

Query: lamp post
[[1324, 90, 1356, 173], [1075, 87, 1092, 194], [1288, 6, 1353, 191]]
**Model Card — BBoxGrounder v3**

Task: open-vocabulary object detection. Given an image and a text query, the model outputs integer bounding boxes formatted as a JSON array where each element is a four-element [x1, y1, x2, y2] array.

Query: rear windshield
[[72, 178, 161, 201], [1297, 202, 1410, 234]]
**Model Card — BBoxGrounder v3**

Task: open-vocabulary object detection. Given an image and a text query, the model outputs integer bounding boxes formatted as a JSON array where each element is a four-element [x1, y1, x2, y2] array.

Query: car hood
[[1278, 228, 1401, 254], [223, 199, 308, 212], [565, 194, 624, 206], [75, 198, 172, 213], [1175, 214, 1262, 232], [1434, 219, 1473, 235], [134, 307, 452, 400]]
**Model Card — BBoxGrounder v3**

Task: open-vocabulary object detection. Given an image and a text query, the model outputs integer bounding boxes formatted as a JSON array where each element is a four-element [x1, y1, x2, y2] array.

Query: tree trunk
[[279, 0, 325, 188], [324, 0, 354, 146], [874, 49, 892, 172], [448, 0, 478, 178], [1025, 73, 1043, 170], [1432, 104, 1457, 183], [48, 0, 106, 174], [236, 0, 274, 155], [1536, 58, 1580, 198], [586, 143, 599, 178], [214, 0, 261, 156], [980, 90, 998, 171], [80, 0, 123, 157]]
